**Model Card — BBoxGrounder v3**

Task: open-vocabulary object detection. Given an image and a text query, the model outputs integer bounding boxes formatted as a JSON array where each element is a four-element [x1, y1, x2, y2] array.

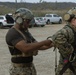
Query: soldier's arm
[[15, 39, 52, 53], [39, 42, 54, 50]]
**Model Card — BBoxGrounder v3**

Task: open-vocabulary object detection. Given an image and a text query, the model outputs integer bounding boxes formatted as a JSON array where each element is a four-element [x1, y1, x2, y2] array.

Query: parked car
[[0, 14, 14, 28], [29, 17, 46, 28], [34, 17, 46, 27], [44, 14, 62, 24], [29, 18, 36, 28]]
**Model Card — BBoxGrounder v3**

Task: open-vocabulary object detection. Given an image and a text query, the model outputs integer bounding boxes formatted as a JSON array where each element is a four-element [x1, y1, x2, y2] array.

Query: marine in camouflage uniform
[[49, 7, 76, 75], [51, 24, 75, 75], [5, 8, 51, 75]]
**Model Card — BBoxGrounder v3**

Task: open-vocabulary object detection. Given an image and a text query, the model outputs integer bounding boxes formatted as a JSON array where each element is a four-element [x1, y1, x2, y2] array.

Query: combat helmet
[[64, 7, 76, 22], [14, 8, 34, 24]]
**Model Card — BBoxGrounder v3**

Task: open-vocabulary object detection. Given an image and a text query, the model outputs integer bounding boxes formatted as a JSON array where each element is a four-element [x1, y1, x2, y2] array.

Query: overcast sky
[[0, 0, 76, 3]]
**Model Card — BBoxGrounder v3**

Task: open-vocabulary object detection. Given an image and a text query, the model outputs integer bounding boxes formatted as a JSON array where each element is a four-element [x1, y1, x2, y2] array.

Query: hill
[[0, 2, 76, 16]]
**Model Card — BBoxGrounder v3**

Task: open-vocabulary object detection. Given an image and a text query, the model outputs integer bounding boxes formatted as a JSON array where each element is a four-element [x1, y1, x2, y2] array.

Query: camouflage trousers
[[9, 62, 37, 75], [55, 55, 76, 75], [55, 63, 76, 75]]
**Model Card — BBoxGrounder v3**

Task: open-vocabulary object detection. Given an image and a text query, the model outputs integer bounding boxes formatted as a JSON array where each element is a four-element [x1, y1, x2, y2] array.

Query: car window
[[38, 18, 42, 20], [53, 15, 57, 17], [39, 18, 43, 20], [45, 15, 52, 17], [36, 18, 39, 20], [37, 17, 43, 20], [53, 15, 59, 17], [0, 17, 4, 19]]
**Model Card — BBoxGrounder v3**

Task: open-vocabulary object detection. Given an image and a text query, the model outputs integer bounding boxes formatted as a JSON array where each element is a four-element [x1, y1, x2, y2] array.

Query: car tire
[[9, 26, 13, 28], [0, 23, 3, 29], [41, 25, 45, 27], [46, 20, 50, 24], [59, 19, 62, 24]]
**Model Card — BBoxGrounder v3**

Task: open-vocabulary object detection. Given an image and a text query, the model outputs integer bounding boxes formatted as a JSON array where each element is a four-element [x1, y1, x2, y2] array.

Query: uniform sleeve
[[51, 27, 74, 58], [6, 29, 24, 46], [11, 34, 24, 46]]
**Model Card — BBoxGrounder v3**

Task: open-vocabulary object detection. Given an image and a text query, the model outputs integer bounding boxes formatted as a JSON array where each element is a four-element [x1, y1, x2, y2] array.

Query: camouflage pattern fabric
[[56, 63, 73, 75], [51, 24, 76, 75], [9, 63, 37, 75], [57, 55, 76, 75], [51, 24, 75, 58]]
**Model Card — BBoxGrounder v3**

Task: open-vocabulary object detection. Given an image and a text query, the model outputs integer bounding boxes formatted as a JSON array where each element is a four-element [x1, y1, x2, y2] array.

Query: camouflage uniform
[[9, 63, 36, 75], [51, 24, 76, 75]]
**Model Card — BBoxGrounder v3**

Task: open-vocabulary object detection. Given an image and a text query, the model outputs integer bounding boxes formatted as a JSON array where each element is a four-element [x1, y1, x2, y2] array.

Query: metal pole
[[15, 0, 17, 9], [39, 0, 42, 3], [55, 0, 57, 10], [15, 0, 17, 3]]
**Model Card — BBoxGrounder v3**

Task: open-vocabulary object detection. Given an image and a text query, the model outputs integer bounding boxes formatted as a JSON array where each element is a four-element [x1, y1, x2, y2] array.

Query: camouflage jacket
[[51, 24, 76, 58]]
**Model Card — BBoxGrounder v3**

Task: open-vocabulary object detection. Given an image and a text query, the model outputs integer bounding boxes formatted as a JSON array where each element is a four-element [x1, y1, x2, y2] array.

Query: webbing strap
[[13, 27, 27, 41], [59, 62, 76, 75]]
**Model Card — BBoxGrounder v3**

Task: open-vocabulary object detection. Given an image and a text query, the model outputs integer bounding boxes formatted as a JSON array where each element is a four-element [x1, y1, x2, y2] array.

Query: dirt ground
[[0, 24, 65, 75]]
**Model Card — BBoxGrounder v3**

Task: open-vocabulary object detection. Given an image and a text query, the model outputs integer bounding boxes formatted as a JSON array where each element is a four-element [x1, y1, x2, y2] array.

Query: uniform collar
[[68, 23, 76, 32]]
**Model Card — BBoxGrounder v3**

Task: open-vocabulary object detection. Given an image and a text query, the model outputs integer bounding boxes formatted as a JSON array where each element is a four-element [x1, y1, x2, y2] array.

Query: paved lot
[[0, 24, 65, 75]]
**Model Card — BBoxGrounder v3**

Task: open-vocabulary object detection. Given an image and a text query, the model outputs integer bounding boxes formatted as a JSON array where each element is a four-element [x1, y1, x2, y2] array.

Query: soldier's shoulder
[[60, 25, 73, 33], [52, 25, 73, 38]]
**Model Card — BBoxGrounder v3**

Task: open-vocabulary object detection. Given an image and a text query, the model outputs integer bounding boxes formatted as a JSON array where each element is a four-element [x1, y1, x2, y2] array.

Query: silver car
[[29, 17, 46, 28], [34, 17, 46, 27]]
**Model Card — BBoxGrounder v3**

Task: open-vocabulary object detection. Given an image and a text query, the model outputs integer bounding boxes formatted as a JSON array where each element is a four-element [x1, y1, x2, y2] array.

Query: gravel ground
[[0, 24, 65, 75]]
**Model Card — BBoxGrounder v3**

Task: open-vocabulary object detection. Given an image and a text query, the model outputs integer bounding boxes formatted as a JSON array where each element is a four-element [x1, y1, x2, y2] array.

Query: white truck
[[44, 14, 62, 24]]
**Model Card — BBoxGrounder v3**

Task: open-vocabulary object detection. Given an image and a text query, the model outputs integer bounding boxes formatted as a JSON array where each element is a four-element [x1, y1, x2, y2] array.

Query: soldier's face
[[71, 18, 76, 26], [22, 19, 31, 29]]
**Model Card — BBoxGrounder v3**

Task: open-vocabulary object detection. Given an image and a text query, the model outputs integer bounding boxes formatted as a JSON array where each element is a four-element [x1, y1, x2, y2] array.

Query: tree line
[[0, 2, 76, 16]]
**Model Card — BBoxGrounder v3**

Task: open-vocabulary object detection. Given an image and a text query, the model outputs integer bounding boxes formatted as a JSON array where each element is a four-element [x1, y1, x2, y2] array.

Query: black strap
[[69, 63, 76, 75], [11, 56, 33, 63], [59, 62, 76, 75], [59, 62, 69, 75]]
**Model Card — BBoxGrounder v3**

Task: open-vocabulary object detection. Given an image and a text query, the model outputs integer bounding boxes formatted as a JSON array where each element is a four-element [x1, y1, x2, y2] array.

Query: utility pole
[[55, 0, 57, 10], [39, 0, 42, 3], [20, 0, 26, 3], [20, 0, 23, 3], [15, 0, 17, 9], [15, 0, 17, 3]]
